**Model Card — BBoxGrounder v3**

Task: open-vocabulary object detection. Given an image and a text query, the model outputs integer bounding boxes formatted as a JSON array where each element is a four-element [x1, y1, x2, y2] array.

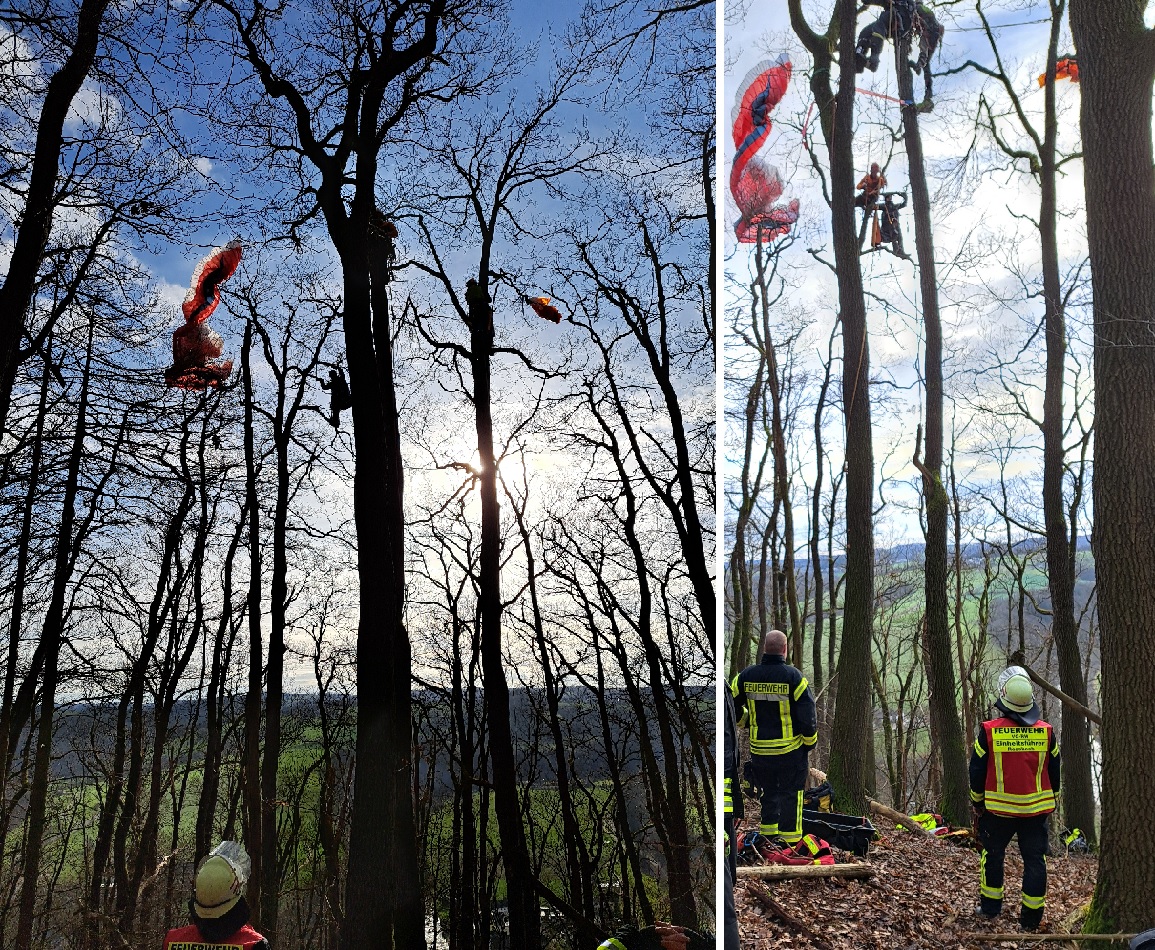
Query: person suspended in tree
[[464, 278, 493, 332], [855, 0, 917, 74], [855, 163, 887, 213], [911, 4, 944, 74], [368, 209, 397, 282], [877, 191, 909, 258], [910, 3, 945, 101], [320, 366, 352, 429]]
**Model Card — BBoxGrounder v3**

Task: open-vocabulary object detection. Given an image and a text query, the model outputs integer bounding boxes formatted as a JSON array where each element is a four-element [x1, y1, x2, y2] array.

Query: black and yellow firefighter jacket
[[731, 654, 817, 756]]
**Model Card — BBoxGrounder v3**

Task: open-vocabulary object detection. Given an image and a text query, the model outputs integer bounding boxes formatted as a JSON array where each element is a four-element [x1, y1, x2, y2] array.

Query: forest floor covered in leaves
[[735, 819, 1099, 949]]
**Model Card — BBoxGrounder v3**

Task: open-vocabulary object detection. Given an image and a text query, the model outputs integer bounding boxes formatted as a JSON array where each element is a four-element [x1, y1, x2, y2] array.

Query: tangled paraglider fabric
[[730, 55, 800, 244], [1037, 57, 1078, 87], [525, 295, 562, 323], [165, 240, 242, 390]]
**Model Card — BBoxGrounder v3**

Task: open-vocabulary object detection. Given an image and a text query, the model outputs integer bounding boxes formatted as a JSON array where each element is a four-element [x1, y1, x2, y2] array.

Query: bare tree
[[1069, 0, 1155, 932], [789, 0, 876, 816]]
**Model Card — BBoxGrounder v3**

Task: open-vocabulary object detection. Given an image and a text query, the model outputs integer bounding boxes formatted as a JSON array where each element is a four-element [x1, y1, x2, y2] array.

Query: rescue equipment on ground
[[802, 809, 878, 857]]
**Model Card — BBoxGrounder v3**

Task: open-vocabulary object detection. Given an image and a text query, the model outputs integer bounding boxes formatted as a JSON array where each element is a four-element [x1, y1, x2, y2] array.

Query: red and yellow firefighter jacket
[[969, 716, 1061, 818], [163, 922, 269, 950]]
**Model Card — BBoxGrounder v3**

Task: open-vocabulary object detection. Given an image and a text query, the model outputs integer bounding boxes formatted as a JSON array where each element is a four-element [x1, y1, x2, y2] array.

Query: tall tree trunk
[[369, 227, 423, 949], [1035, 1, 1097, 847], [810, 332, 834, 694], [896, 40, 970, 827], [790, 0, 875, 815], [261, 375, 293, 944], [0, 0, 110, 436], [756, 242, 804, 664], [15, 328, 93, 950], [196, 507, 246, 863], [1069, 0, 1155, 932], [949, 438, 973, 743], [467, 286, 541, 950], [241, 324, 265, 928], [0, 343, 52, 806]]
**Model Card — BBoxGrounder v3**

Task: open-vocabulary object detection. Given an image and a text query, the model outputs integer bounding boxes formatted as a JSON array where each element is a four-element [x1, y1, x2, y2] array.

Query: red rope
[[855, 86, 914, 107]]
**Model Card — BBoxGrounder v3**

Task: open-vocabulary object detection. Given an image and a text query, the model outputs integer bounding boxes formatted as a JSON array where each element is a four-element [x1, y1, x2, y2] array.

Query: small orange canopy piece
[[525, 295, 562, 323], [1038, 57, 1078, 87]]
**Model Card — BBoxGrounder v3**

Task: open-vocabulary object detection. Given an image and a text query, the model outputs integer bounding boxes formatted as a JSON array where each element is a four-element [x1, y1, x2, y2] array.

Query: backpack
[[803, 781, 834, 813]]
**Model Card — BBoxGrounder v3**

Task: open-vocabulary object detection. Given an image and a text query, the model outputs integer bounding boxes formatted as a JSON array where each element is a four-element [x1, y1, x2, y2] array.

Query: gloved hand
[[741, 760, 759, 800], [653, 923, 690, 950], [971, 804, 986, 845]]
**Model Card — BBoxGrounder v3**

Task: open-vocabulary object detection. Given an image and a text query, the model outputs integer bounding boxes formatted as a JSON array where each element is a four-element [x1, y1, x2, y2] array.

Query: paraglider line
[[953, 16, 1051, 31], [801, 101, 815, 146], [856, 87, 915, 107]]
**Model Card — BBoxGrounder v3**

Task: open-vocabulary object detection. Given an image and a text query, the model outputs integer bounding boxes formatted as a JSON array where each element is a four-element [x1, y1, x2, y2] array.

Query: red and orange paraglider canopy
[[525, 296, 562, 323], [730, 54, 800, 244], [1038, 57, 1078, 87], [165, 240, 242, 390]]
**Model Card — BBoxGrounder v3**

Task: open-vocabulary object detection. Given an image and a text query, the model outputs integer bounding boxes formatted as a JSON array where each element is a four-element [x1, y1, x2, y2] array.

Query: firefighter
[[723, 687, 742, 950], [855, 163, 887, 212], [970, 667, 1061, 932], [731, 630, 817, 847], [320, 366, 352, 429], [878, 191, 909, 258], [855, 0, 917, 74], [163, 842, 269, 949], [464, 278, 494, 332]]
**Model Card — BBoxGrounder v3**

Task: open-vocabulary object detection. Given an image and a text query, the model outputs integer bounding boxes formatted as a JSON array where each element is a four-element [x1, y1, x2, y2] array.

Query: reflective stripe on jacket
[[731, 655, 817, 756], [970, 717, 1059, 817]]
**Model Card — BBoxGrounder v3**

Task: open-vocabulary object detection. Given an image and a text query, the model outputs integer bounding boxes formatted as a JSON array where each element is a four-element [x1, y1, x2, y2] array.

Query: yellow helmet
[[193, 842, 250, 919]]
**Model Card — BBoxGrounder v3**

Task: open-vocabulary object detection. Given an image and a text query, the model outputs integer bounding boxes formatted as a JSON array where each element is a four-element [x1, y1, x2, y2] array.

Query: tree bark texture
[[1036, 2, 1096, 847], [1069, 0, 1155, 932], [0, 0, 110, 437], [789, 0, 876, 816], [468, 288, 542, 950], [896, 40, 971, 828]]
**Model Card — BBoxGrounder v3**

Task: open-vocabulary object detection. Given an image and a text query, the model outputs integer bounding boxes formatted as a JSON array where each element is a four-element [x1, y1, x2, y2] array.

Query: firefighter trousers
[[750, 749, 807, 843], [977, 812, 1049, 928]]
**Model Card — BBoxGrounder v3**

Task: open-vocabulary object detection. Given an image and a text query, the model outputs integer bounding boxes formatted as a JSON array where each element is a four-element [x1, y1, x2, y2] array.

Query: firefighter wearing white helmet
[[969, 666, 1061, 933], [162, 842, 269, 949]]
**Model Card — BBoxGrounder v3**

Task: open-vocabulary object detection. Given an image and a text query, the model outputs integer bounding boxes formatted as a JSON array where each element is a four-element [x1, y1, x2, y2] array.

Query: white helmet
[[996, 666, 1039, 724]]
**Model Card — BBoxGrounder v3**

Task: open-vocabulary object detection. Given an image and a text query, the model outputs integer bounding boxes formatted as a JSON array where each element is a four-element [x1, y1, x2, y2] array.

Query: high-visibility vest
[[163, 922, 268, 950], [981, 717, 1057, 818]]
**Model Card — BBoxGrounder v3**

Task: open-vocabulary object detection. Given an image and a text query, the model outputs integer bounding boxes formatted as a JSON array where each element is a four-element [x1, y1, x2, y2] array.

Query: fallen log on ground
[[744, 881, 836, 950], [868, 798, 933, 837], [737, 863, 874, 880]]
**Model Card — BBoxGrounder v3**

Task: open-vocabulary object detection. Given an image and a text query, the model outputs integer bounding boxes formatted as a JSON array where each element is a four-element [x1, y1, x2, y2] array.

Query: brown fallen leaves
[[734, 819, 1098, 950]]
